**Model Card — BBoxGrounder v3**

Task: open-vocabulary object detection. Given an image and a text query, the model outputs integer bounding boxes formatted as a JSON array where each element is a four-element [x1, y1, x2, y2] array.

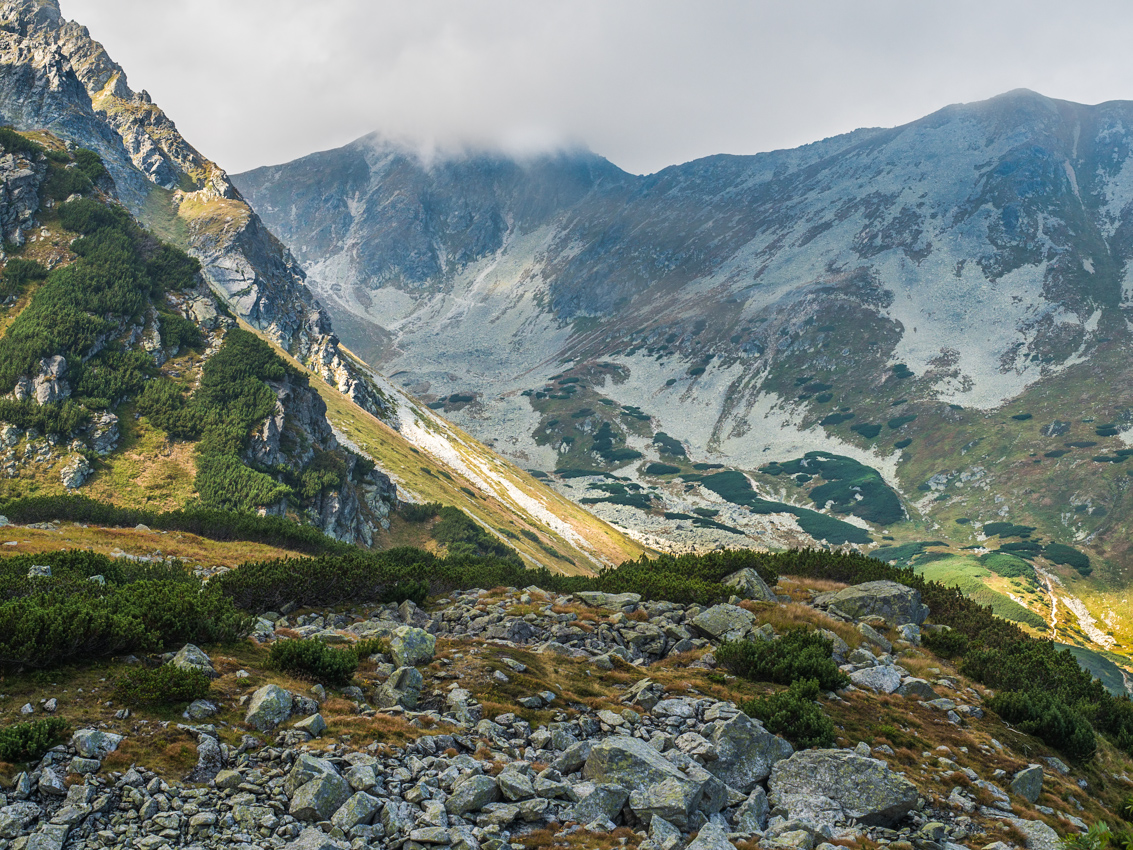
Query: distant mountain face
[[238, 92, 1133, 604]]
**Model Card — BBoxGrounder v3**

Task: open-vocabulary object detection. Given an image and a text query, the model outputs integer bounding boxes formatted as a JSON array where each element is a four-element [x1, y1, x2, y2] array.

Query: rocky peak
[[0, 0, 395, 425]]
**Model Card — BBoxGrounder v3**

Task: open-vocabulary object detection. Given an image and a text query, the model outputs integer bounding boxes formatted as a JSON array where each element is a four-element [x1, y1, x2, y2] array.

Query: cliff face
[[0, 0, 392, 421]]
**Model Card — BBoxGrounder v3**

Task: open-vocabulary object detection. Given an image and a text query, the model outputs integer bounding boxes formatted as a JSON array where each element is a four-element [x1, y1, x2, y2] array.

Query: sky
[[63, 0, 1133, 177]]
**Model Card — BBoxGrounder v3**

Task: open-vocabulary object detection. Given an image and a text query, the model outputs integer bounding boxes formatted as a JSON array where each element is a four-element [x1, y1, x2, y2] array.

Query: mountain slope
[[0, 0, 646, 569], [236, 90, 1133, 654]]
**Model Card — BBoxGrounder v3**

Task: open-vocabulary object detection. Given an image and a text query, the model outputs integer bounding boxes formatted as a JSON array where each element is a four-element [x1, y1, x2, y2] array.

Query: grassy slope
[[253, 328, 647, 575]]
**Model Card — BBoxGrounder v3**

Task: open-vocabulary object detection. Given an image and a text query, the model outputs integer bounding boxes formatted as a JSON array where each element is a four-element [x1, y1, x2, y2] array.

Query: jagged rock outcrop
[[0, 0, 393, 425]]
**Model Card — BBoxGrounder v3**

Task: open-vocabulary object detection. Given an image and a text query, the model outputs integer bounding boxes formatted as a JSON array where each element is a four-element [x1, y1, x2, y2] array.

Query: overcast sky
[[63, 0, 1133, 177]]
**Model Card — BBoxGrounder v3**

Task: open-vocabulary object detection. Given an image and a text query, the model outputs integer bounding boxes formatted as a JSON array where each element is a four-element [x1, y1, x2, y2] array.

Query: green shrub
[[986, 689, 1096, 762], [740, 678, 836, 749], [922, 628, 969, 658], [0, 717, 69, 763], [352, 637, 390, 659], [269, 638, 358, 686], [645, 463, 681, 475], [0, 495, 352, 556], [1, 257, 47, 298], [0, 567, 247, 672], [717, 629, 848, 691], [1044, 542, 1091, 575], [113, 665, 211, 706], [432, 506, 517, 559], [1062, 823, 1112, 850], [0, 126, 44, 158]]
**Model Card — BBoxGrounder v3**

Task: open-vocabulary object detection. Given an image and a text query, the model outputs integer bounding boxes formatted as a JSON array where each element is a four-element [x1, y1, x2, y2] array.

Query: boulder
[[849, 666, 902, 694], [286, 826, 348, 850], [769, 749, 918, 827], [71, 729, 123, 759], [59, 455, 91, 490], [445, 775, 500, 815], [706, 712, 792, 792], [687, 822, 736, 850], [723, 568, 778, 603], [584, 736, 705, 827], [330, 791, 382, 830], [172, 644, 218, 679], [575, 591, 642, 610], [390, 625, 436, 667], [245, 685, 293, 731], [286, 754, 341, 796], [294, 713, 328, 737], [568, 782, 631, 823], [814, 580, 927, 625], [734, 786, 770, 833], [691, 603, 756, 641], [896, 678, 938, 700], [1007, 818, 1061, 850], [290, 773, 351, 822], [185, 733, 224, 783], [0, 802, 41, 839], [1010, 765, 1044, 803], [374, 666, 424, 710]]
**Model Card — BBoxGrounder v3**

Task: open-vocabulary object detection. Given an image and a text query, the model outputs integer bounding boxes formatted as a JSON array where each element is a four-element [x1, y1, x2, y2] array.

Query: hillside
[[1, 545, 1131, 850], [0, 0, 645, 571], [235, 91, 1133, 660]]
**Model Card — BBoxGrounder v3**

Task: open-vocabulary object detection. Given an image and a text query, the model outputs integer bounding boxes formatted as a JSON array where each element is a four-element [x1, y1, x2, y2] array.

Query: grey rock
[[769, 749, 918, 827], [172, 643, 218, 678], [72, 728, 123, 759], [185, 733, 224, 783], [849, 666, 902, 694], [286, 826, 349, 850], [59, 454, 91, 489], [186, 698, 219, 720], [374, 665, 424, 709], [330, 791, 382, 829], [27, 564, 51, 578], [286, 753, 341, 795], [575, 590, 642, 610], [735, 786, 770, 833], [1007, 818, 1062, 850], [290, 772, 351, 821], [857, 622, 893, 653], [25, 823, 70, 850], [650, 816, 684, 850], [896, 678, 938, 699], [295, 712, 328, 737], [446, 774, 500, 815], [723, 567, 777, 603], [706, 711, 792, 792], [584, 736, 705, 827], [498, 771, 536, 801], [569, 782, 630, 823], [1010, 765, 1044, 803], [0, 801, 41, 838], [245, 684, 293, 730], [687, 822, 736, 850], [814, 580, 928, 625], [89, 411, 120, 455], [691, 603, 756, 641], [390, 625, 436, 667], [69, 757, 100, 775]]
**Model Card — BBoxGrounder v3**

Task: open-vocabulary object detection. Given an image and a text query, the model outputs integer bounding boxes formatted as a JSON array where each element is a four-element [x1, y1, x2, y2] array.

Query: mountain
[[0, 0, 646, 570], [237, 91, 1133, 654]]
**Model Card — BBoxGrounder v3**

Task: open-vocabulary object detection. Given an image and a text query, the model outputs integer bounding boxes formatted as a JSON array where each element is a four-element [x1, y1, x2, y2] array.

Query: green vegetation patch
[[698, 469, 871, 545], [820, 412, 855, 426], [0, 717, 69, 763], [982, 522, 1035, 539], [269, 638, 360, 686], [1044, 542, 1092, 576], [887, 415, 917, 429], [114, 665, 211, 707], [741, 678, 836, 749], [769, 453, 904, 526], [645, 462, 681, 476], [980, 552, 1036, 582], [850, 423, 882, 439], [652, 432, 687, 457], [718, 629, 848, 691]]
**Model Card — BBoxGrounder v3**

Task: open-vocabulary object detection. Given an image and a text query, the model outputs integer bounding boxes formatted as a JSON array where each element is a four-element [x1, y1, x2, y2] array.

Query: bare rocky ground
[[0, 575, 1113, 850]]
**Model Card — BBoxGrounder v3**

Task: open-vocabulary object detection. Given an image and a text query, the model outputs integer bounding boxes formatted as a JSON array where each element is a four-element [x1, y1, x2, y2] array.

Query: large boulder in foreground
[[705, 712, 792, 792], [245, 684, 293, 731], [768, 749, 918, 827], [814, 580, 927, 625], [584, 736, 705, 827]]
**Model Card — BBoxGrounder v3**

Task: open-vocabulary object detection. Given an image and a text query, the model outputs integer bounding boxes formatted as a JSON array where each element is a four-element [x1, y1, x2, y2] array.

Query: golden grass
[[0, 523, 311, 567]]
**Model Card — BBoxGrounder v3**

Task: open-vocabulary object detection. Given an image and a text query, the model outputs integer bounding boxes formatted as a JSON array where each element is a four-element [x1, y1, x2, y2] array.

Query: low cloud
[[66, 0, 1133, 175]]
